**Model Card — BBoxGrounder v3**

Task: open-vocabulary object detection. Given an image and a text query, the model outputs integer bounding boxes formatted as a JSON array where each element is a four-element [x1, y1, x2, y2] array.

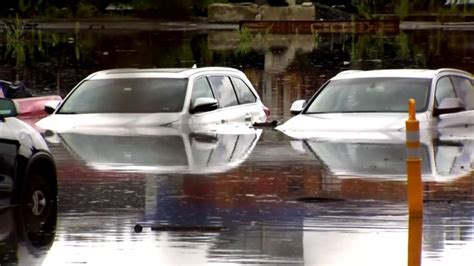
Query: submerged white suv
[[36, 67, 269, 132], [277, 68, 473, 139]]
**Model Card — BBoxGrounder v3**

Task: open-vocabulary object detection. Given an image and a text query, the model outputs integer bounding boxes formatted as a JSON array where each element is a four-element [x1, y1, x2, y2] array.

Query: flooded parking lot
[[17, 129, 469, 265], [35, 130, 474, 265], [1, 27, 473, 265]]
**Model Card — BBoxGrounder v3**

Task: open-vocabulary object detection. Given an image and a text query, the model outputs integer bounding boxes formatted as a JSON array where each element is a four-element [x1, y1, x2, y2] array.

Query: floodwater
[[1, 26, 473, 265]]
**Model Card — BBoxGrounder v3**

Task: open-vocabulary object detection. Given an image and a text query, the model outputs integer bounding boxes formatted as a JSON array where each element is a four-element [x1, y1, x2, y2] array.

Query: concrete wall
[[259, 5, 315, 21], [208, 3, 259, 23], [208, 4, 315, 23]]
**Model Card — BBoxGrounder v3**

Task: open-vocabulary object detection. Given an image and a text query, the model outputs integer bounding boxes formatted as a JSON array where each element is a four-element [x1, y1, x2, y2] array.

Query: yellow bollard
[[406, 99, 423, 218]]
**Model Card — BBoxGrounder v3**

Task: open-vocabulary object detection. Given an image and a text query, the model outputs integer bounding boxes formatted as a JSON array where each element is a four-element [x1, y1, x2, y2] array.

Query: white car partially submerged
[[277, 68, 473, 140], [36, 67, 269, 132]]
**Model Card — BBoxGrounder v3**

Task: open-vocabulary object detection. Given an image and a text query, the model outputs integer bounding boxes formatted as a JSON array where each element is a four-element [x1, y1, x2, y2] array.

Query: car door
[[436, 75, 474, 129], [188, 76, 225, 126], [230, 76, 263, 124], [0, 122, 17, 197], [190, 76, 246, 127]]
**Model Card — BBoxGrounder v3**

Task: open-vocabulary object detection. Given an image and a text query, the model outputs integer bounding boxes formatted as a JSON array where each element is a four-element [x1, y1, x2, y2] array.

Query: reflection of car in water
[[0, 205, 57, 265], [45, 126, 262, 174], [290, 132, 473, 182], [444, 0, 474, 7]]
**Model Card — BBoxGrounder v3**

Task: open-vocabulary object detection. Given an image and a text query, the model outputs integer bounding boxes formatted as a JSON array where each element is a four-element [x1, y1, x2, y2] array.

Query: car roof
[[85, 67, 245, 80], [331, 68, 472, 80]]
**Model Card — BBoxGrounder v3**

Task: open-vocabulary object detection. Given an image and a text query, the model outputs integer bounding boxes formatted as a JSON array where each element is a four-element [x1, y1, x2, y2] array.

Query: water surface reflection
[[42, 129, 474, 265], [45, 126, 261, 174], [0, 205, 57, 265]]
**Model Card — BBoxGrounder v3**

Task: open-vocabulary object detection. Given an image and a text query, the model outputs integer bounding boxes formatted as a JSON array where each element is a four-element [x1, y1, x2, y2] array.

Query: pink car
[[0, 80, 62, 126], [12, 95, 62, 116]]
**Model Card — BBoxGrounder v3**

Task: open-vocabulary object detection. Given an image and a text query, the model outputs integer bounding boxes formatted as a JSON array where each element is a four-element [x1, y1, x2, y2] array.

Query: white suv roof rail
[[85, 66, 244, 80], [334, 70, 363, 77], [437, 68, 472, 76]]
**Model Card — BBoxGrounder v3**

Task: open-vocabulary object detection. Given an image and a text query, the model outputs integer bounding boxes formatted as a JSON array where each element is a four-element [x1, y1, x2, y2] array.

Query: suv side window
[[451, 76, 474, 110], [208, 76, 238, 108], [435, 77, 457, 107], [191, 77, 214, 106], [232, 77, 257, 104]]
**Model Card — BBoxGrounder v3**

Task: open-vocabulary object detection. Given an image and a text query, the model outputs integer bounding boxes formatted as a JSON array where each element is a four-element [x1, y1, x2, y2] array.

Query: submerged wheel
[[18, 172, 58, 252], [21, 172, 57, 219]]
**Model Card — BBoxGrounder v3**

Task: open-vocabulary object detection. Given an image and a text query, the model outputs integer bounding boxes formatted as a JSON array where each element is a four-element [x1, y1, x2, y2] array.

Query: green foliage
[[76, 2, 98, 18], [312, 30, 321, 48], [354, 0, 373, 19], [4, 15, 26, 67], [395, 0, 410, 19], [17, 0, 46, 16], [237, 28, 253, 54], [19, 0, 27, 12], [395, 32, 409, 59], [44, 6, 73, 19]]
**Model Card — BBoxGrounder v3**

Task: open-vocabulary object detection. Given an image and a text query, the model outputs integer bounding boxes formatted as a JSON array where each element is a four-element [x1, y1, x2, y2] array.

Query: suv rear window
[[59, 78, 187, 114]]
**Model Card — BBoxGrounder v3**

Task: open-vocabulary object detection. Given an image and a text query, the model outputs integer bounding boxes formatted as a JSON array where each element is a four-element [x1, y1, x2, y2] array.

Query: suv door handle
[[245, 114, 252, 122]]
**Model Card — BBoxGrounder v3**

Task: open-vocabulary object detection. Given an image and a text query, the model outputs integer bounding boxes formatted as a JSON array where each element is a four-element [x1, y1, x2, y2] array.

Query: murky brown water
[[1, 27, 473, 265], [23, 129, 472, 266]]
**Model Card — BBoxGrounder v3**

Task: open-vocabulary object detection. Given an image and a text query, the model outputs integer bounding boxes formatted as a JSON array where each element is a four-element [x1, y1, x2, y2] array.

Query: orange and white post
[[406, 99, 423, 218]]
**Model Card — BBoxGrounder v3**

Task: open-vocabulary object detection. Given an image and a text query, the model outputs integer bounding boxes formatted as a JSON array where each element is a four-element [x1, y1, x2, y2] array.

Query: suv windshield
[[305, 78, 431, 113], [58, 78, 188, 114]]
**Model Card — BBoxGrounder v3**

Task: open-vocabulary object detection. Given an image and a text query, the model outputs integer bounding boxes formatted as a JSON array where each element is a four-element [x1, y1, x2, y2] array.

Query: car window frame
[[230, 77, 257, 105], [434, 75, 458, 108], [207, 75, 240, 109], [55, 79, 86, 114], [189, 76, 216, 108], [300, 80, 330, 114], [450, 74, 473, 110]]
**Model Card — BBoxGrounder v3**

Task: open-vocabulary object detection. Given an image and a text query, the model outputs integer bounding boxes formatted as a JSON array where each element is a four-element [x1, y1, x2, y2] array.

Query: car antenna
[[192, 64, 197, 69]]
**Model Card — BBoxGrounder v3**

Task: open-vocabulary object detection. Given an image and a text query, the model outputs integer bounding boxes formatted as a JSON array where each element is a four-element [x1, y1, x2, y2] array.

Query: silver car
[[36, 67, 269, 132]]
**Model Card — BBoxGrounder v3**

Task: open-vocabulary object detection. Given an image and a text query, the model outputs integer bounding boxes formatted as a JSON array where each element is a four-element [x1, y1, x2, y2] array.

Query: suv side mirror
[[290, 100, 306, 115], [44, 100, 61, 114], [0, 98, 18, 118], [191, 97, 218, 114], [434, 97, 465, 117]]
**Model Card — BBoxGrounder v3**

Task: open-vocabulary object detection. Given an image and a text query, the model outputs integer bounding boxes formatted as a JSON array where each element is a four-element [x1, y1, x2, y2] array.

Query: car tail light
[[263, 106, 270, 121]]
